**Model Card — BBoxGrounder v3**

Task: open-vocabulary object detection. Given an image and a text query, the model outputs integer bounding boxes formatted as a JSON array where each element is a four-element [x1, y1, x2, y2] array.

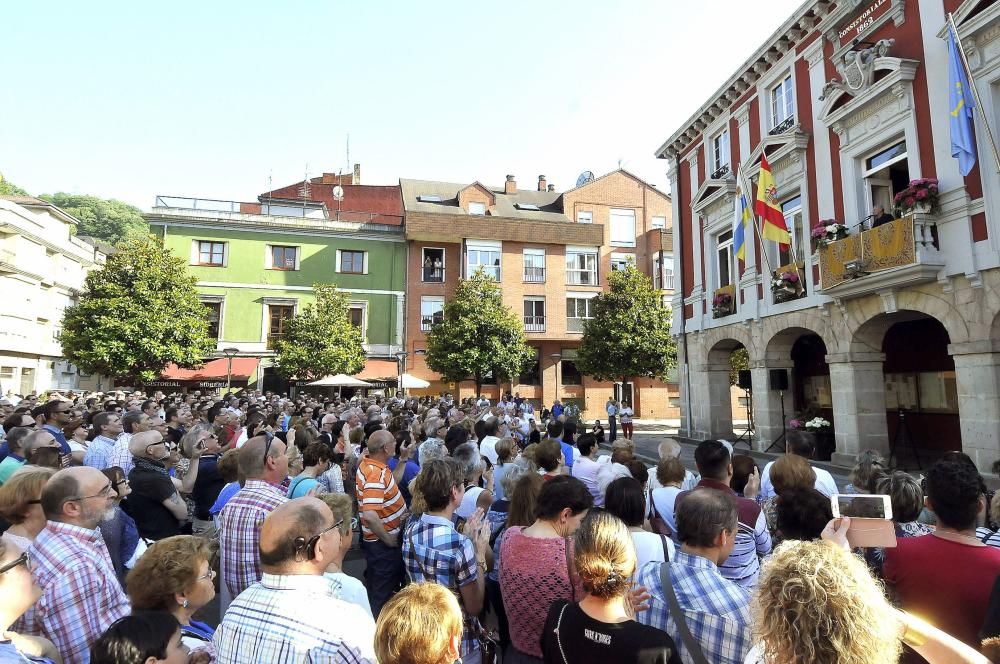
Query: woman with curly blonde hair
[[748, 535, 986, 664], [374, 582, 462, 664]]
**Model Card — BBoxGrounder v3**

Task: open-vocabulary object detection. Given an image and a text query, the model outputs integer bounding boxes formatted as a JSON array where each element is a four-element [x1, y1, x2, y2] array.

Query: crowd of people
[[0, 387, 997, 663]]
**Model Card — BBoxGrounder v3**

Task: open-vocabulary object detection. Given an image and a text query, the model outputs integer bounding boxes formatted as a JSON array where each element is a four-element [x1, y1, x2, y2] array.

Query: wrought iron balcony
[[818, 213, 944, 300], [768, 116, 795, 136], [523, 267, 545, 283], [710, 164, 730, 180], [524, 316, 546, 332]]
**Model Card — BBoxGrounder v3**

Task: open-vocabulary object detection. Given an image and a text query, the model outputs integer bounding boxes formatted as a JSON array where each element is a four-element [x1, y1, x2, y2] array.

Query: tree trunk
[[475, 372, 483, 398]]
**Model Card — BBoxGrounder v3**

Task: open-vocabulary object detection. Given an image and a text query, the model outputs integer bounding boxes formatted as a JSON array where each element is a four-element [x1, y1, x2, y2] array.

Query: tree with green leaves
[[273, 284, 366, 381], [425, 268, 535, 396], [0, 173, 28, 196], [39, 193, 147, 242], [576, 263, 676, 389], [60, 235, 217, 382]]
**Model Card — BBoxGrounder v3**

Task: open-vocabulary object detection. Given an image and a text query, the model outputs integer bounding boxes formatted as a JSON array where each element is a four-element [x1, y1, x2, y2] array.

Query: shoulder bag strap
[[564, 537, 576, 602], [982, 529, 994, 544], [660, 534, 670, 562], [658, 558, 710, 664]]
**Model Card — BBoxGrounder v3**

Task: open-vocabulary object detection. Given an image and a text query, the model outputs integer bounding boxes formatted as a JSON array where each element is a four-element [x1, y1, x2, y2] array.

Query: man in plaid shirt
[[82, 412, 122, 470], [16, 466, 130, 664], [636, 489, 753, 664], [219, 434, 288, 598], [214, 497, 376, 663], [402, 458, 490, 663]]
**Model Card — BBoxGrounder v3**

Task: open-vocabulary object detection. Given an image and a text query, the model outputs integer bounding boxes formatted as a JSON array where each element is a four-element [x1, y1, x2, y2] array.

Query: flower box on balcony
[[770, 262, 805, 303], [712, 285, 736, 319]]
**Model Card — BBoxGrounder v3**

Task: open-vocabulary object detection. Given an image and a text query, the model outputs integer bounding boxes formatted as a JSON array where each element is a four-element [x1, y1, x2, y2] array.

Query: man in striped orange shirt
[[356, 429, 411, 617]]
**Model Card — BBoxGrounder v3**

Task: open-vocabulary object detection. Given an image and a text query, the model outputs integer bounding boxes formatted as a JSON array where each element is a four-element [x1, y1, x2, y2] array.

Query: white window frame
[[348, 301, 368, 341], [421, 247, 445, 283], [862, 140, 908, 218], [770, 74, 795, 129], [191, 240, 227, 267], [651, 216, 666, 230], [523, 248, 545, 283], [468, 201, 486, 215], [577, 210, 593, 224], [420, 296, 445, 331], [663, 255, 675, 290], [465, 240, 501, 281], [523, 297, 545, 333], [773, 195, 803, 269], [712, 130, 730, 173], [335, 249, 368, 275], [716, 231, 735, 290], [566, 292, 598, 333], [265, 244, 300, 271], [609, 208, 637, 247], [566, 246, 599, 286], [610, 252, 635, 272]]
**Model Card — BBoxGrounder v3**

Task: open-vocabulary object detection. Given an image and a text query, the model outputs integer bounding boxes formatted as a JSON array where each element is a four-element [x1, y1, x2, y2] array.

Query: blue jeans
[[362, 538, 405, 618]]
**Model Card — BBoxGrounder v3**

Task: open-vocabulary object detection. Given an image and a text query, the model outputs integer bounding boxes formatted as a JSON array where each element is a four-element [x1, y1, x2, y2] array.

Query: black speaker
[[737, 370, 752, 390], [769, 369, 789, 391]]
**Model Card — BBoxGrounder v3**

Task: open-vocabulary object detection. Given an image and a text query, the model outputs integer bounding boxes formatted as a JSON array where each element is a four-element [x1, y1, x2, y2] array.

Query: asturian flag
[[755, 153, 791, 251], [948, 21, 977, 176], [733, 166, 750, 261]]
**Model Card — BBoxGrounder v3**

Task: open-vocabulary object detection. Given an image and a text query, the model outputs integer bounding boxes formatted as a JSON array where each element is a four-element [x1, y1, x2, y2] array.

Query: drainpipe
[[674, 155, 693, 436]]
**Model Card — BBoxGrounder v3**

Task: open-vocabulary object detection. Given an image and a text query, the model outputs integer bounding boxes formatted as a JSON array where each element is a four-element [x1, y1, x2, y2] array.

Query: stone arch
[[849, 292, 969, 355], [702, 327, 755, 366], [762, 323, 835, 363], [688, 336, 752, 441]]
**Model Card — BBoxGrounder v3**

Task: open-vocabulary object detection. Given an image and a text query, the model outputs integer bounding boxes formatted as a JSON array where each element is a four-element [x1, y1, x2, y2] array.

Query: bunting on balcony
[[754, 153, 791, 252]]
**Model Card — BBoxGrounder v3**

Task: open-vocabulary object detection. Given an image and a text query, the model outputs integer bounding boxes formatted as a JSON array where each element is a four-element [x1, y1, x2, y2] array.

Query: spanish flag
[[755, 153, 791, 251]]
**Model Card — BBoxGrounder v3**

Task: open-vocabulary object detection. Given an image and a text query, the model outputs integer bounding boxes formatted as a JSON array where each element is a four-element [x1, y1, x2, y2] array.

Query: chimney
[[537, 175, 547, 192], [504, 174, 516, 195], [547, 184, 555, 192], [353, 163, 361, 185], [321, 173, 337, 185]]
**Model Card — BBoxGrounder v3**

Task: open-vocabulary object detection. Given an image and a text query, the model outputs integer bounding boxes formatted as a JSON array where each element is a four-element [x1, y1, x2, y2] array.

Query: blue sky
[[3, 0, 803, 209]]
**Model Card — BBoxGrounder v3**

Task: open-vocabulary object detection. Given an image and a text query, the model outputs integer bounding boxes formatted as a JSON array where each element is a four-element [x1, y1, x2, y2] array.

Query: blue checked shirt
[[83, 435, 117, 470], [636, 552, 753, 664], [402, 514, 481, 657], [213, 573, 376, 664]]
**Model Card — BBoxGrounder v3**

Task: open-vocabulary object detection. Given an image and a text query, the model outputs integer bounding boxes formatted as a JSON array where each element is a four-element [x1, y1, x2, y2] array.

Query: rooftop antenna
[[299, 165, 311, 211], [346, 133, 351, 175], [266, 171, 273, 217]]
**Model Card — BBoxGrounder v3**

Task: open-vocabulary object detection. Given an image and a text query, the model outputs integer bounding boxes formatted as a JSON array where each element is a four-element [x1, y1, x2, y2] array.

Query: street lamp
[[395, 351, 409, 399], [223, 347, 239, 394]]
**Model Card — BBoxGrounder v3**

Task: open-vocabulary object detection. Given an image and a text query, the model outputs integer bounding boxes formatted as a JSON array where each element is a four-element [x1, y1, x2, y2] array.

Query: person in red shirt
[[884, 460, 1000, 652]]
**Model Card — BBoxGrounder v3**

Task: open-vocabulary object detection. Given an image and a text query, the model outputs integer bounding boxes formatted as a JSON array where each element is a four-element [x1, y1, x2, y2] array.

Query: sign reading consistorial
[[838, 0, 891, 45]]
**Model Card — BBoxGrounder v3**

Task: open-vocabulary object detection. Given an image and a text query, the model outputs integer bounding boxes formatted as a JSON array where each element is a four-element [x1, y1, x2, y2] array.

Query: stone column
[[826, 352, 889, 465], [688, 360, 734, 440], [950, 342, 1000, 472], [750, 363, 794, 452]]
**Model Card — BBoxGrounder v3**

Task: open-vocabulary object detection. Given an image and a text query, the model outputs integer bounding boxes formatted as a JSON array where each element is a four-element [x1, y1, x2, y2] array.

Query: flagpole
[[737, 161, 775, 275], [949, 13, 1000, 173]]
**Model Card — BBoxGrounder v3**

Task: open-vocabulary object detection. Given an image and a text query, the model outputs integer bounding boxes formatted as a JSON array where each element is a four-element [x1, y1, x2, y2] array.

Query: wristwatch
[[476, 559, 488, 574]]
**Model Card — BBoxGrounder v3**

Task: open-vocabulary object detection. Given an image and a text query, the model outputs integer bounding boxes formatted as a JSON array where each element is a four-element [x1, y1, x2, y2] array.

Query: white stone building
[[657, 0, 1000, 472], [0, 196, 105, 396]]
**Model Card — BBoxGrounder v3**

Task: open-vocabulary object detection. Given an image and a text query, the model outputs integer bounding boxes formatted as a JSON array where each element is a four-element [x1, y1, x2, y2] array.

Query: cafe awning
[[159, 358, 260, 382]]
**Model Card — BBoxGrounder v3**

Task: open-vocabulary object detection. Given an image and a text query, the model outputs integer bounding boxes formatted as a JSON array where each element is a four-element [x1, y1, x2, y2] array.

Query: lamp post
[[549, 352, 562, 408], [395, 350, 408, 399], [223, 347, 239, 394]]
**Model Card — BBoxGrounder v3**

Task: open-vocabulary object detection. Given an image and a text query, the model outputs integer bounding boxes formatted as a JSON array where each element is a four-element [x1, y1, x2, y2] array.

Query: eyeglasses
[[68, 481, 115, 502], [115, 479, 130, 488], [294, 518, 344, 560], [196, 568, 216, 582], [0, 551, 30, 575]]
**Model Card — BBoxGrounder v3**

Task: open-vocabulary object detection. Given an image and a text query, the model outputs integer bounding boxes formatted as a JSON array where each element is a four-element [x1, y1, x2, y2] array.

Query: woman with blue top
[[287, 442, 331, 498], [126, 535, 217, 655], [0, 538, 60, 663]]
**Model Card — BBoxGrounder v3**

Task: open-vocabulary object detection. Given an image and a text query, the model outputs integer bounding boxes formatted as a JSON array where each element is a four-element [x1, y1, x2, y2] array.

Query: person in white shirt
[[595, 447, 633, 507], [479, 418, 501, 466], [649, 456, 688, 540], [646, 438, 699, 492], [758, 433, 839, 500], [605, 475, 675, 571], [571, 433, 602, 503], [319, 493, 373, 618]]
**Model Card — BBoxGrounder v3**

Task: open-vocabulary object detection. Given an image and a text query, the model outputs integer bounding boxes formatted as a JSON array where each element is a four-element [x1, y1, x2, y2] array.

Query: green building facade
[[145, 196, 406, 392]]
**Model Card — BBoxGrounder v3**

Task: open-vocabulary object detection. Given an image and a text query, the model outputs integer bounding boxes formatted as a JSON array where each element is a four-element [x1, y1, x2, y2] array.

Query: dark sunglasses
[[0, 551, 30, 575]]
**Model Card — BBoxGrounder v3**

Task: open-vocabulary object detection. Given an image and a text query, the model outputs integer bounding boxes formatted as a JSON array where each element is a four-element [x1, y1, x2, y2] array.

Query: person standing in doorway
[[606, 399, 618, 443]]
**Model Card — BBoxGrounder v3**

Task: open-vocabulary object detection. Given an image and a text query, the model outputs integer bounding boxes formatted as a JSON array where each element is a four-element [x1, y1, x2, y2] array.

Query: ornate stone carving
[[820, 39, 896, 100]]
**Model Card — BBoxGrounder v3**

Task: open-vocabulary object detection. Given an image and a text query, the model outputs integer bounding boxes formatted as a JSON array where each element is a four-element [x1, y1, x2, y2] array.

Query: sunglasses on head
[[0, 550, 30, 575]]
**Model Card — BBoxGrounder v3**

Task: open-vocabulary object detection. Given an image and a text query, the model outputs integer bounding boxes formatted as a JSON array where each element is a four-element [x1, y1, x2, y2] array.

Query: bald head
[[239, 434, 285, 480], [367, 429, 394, 456], [129, 430, 164, 457], [259, 497, 330, 569], [41, 466, 111, 523], [23, 430, 58, 457]]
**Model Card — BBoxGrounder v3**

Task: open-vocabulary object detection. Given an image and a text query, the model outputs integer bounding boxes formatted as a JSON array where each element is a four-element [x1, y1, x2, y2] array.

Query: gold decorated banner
[[819, 217, 916, 288]]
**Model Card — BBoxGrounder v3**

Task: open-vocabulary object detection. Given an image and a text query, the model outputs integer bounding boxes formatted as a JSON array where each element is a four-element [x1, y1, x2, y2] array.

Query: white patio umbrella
[[399, 373, 430, 389], [307, 374, 373, 387]]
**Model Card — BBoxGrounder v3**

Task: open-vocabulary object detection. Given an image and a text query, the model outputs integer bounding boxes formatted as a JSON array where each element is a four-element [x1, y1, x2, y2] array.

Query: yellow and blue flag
[[948, 22, 977, 176], [733, 166, 750, 261]]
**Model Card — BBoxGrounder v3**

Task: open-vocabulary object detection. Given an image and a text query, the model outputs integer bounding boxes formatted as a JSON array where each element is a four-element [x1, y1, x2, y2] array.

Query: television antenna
[[575, 170, 595, 188]]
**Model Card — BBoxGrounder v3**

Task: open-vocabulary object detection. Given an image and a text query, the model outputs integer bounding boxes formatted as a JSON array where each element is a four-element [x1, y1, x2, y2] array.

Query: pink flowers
[[780, 271, 799, 283], [789, 419, 803, 429], [712, 293, 732, 307], [894, 179, 939, 213]]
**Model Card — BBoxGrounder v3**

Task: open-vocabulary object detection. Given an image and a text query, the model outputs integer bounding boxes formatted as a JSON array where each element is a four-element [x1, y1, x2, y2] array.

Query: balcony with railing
[[422, 267, 445, 283], [566, 270, 598, 286], [421, 314, 443, 332], [524, 266, 545, 283], [567, 317, 590, 333], [524, 316, 545, 333], [818, 212, 944, 299]]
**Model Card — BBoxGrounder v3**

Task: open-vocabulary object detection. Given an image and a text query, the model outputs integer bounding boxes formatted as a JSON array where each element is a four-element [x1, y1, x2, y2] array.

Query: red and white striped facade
[[659, 0, 1000, 470]]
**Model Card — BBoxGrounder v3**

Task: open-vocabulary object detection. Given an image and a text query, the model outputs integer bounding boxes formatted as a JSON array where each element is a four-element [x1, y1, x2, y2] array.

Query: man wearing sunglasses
[[15, 467, 129, 663], [40, 401, 73, 465], [214, 497, 377, 663], [126, 431, 192, 541]]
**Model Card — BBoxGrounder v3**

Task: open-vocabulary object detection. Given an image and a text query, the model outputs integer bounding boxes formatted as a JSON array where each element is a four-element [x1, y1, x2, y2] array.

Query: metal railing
[[524, 316, 545, 332], [420, 315, 442, 331], [567, 317, 590, 332], [566, 271, 598, 286], [711, 164, 730, 179], [524, 267, 545, 282], [422, 267, 445, 282], [769, 116, 795, 136]]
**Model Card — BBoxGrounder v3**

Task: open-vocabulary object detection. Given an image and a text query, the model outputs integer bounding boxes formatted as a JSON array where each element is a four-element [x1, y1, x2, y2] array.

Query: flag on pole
[[947, 21, 977, 176], [755, 153, 791, 251], [733, 166, 750, 260]]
